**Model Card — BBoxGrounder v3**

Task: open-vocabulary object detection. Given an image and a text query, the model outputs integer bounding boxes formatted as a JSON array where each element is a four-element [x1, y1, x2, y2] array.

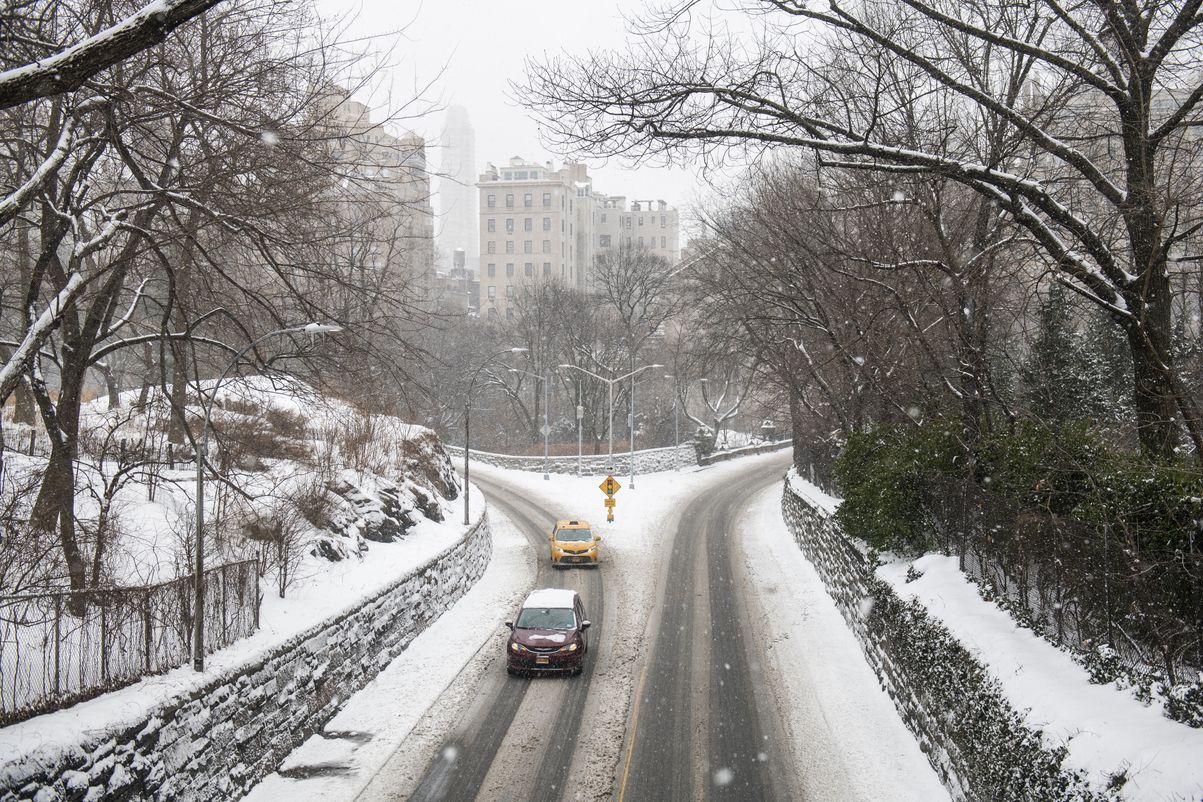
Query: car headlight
[[566, 643, 578, 652], [510, 642, 526, 653]]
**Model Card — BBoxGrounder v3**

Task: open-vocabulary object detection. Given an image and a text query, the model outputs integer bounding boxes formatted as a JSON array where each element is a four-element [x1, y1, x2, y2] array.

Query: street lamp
[[558, 362, 663, 475], [509, 366, 550, 480], [193, 322, 342, 672], [665, 373, 680, 469], [627, 363, 664, 488], [463, 347, 528, 525]]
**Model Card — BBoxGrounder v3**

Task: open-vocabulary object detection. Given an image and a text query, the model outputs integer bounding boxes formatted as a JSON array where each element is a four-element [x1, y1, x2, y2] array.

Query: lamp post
[[193, 322, 341, 672], [558, 363, 663, 474], [463, 347, 528, 525], [509, 366, 549, 480], [665, 373, 679, 468], [627, 363, 664, 489]]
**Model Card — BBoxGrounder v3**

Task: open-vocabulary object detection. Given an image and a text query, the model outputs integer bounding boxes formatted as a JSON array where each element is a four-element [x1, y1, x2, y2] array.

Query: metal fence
[[925, 480, 1202, 686], [0, 559, 259, 724]]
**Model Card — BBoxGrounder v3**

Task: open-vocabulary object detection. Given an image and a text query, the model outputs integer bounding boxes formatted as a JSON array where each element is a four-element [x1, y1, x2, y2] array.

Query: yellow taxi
[[549, 519, 601, 567]]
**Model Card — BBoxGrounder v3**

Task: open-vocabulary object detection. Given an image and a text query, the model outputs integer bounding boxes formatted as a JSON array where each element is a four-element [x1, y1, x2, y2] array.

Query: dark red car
[[506, 587, 590, 676]]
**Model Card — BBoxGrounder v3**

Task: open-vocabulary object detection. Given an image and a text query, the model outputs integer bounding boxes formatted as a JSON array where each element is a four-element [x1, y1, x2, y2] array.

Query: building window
[[506, 308, 514, 320], [487, 219, 496, 232], [599, 234, 611, 247], [487, 194, 495, 208], [543, 192, 551, 207], [638, 236, 644, 248], [661, 236, 666, 248], [543, 217, 551, 231], [488, 308, 498, 320], [524, 193, 533, 207], [505, 193, 514, 208], [524, 218, 533, 232], [524, 240, 533, 254], [524, 262, 533, 277], [601, 213, 607, 222], [506, 263, 515, 277], [543, 262, 551, 276], [487, 286, 496, 299], [639, 216, 644, 226], [506, 285, 514, 298], [505, 218, 514, 234], [515, 170, 528, 180], [505, 240, 514, 254], [487, 263, 496, 277], [542, 240, 551, 254], [661, 215, 667, 227], [487, 242, 496, 254]]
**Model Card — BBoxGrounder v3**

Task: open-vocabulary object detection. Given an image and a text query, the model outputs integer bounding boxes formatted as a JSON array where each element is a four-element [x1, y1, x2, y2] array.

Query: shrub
[[833, 418, 961, 553]]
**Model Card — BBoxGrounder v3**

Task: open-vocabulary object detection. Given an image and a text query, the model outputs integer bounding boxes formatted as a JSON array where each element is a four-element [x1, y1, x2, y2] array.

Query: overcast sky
[[315, 0, 718, 231]]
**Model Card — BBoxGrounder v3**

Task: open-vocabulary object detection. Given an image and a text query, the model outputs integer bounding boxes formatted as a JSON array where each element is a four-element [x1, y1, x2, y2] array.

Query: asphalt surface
[[406, 473, 603, 802], [616, 453, 796, 802], [404, 453, 793, 802]]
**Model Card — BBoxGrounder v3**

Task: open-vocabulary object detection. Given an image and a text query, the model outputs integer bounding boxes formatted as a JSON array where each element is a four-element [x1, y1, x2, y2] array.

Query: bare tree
[[522, 0, 1203, 461]]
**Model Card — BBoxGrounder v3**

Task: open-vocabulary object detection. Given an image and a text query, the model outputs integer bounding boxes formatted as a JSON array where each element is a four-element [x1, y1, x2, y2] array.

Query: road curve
[[405, 473, 604, 802], [616, 452, 796, 802]]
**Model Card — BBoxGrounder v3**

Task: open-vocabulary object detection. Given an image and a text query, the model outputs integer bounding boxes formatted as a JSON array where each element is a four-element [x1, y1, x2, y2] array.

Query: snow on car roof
[[522, 587, 577, 609]]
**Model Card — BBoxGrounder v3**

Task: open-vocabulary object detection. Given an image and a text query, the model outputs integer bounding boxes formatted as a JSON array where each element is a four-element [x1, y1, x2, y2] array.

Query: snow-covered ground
[[787, 469, 1203, 801], [879, 555, 1203, 801], [736, 482, 951, 801], [0, 459, 480, 786], [244, 454, 950, 801]]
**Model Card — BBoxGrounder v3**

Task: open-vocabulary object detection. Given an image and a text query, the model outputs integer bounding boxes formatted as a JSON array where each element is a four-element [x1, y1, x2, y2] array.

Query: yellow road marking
[[617, 658, 651, 802]]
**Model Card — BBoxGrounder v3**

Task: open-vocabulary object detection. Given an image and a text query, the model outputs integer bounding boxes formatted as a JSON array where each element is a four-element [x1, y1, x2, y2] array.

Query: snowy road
[[245, 452, 947, 802], [402, 474, 605, 802], [615, 452, 796, 801]]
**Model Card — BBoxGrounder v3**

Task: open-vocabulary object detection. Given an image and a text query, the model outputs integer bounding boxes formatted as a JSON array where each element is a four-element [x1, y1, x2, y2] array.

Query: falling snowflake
[[714, 767, 734, 786], [260, 130, 280, 146]]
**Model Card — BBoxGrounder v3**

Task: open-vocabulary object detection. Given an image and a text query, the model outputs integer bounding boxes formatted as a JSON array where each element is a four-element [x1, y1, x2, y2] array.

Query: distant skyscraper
[[437, 106, 477, 277]]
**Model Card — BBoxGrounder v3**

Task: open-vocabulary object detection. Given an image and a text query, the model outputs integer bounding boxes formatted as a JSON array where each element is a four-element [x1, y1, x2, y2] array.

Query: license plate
[[535, 657, 550, 665]]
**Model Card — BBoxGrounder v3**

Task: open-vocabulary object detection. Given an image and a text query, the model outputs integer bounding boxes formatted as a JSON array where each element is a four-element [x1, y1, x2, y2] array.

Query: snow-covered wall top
[[445, 441, 698, 476]]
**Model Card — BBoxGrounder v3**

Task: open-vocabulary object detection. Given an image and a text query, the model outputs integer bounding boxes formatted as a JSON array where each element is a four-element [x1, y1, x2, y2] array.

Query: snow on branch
[[0, 273, 88, 403], [0, 0, 225, 110]]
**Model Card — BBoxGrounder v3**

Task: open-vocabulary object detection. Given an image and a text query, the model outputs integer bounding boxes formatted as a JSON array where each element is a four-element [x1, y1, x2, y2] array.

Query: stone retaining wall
[[697, 439, 792, 466], [780, 476, 1107, 802], [1, 516, 493, 802], [446, 442, 698, 476]]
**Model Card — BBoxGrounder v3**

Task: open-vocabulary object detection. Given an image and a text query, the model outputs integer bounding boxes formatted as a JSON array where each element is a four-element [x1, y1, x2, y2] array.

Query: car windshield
[[555, 528, 592, 542], [516, 607, 576, 629]]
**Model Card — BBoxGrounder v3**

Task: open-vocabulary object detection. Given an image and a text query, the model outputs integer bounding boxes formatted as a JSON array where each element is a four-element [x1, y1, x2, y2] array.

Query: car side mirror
[[505, 621, 514, 630], [594, 535, 602, 542], [581, 620, 591, 629]]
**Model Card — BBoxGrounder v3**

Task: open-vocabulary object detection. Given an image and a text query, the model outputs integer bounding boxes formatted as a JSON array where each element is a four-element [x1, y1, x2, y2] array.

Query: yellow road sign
[[599, 475, 622, 496], [603, 497, 616, 507]]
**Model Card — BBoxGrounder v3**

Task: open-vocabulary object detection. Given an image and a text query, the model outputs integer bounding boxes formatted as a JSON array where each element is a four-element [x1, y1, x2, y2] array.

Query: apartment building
[[477, 157, 680, 319], [593, 195, 681, 272], [320, 88, 435, 299]]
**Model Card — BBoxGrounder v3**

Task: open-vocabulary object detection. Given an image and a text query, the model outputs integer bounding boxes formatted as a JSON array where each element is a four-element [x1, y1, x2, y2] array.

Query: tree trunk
[[1124, 301, 1180, 459]]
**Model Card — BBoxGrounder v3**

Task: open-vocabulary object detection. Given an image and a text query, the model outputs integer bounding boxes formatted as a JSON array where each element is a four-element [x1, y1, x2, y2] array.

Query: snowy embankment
[[0, 377, 490, 801], [879, 555, 1203, 801], [786, 469, 1203, 802]]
